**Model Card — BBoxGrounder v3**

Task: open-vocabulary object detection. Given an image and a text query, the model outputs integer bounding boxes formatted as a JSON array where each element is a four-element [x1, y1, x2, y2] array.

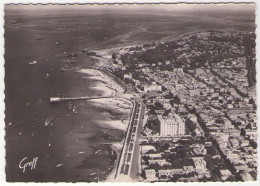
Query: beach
[[77, 68, 133, 180]]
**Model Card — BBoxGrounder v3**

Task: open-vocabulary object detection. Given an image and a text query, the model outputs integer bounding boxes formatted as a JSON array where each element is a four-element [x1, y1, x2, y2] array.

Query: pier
[[50, 96, 111, 103]]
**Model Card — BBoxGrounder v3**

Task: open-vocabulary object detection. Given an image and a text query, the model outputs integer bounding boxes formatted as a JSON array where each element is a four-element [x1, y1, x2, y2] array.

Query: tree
[[174, 95, 181, 105], [169, 99, 175, 106], [148, 163, 161, 171], [154, 101, 163, 110], [162, 109, 171, 117], [164, 92, 174, 99], [191, 131, 196, 137], [159, 142, 170, 151], [186, 119, 196, 132]]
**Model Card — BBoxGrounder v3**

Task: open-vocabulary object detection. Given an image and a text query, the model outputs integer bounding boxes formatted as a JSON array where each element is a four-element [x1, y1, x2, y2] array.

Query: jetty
[[50, 96, 111, 103]]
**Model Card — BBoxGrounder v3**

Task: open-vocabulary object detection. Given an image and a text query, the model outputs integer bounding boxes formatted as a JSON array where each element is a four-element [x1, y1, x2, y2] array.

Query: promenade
[[114, 99, 143, 181]]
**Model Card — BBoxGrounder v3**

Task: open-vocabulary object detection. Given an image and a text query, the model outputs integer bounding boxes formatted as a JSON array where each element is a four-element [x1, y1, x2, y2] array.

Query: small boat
[[29, 60, 37, 65], [48, 143, 51, 147], [56, 164, 63, 168], [45, 111, 54, 126], [8, 122, 12, 126], [78, 151, 85, 154], [46, 73, 49, 78], [95, 150, 101, 155], [90, 173, 96, 176], [34, 36, 43, 40], [19, 132, 22, 136]]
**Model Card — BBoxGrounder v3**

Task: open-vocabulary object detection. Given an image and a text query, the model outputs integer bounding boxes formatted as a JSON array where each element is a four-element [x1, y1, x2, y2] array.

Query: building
[[144, 82, 162, 93], [240, 172, 254, 181], [189, 89, 201, 97], [144, 169, 157, 181], [158, 114, 185, 136], [148, 159, 171, 166], [192, 157, 207, 170], [195, 68, 205, 75], [141, 145, 156, 154], [123, 73, 132, 79], [219, 169, 232, 181], [158, 169, 183, 178]]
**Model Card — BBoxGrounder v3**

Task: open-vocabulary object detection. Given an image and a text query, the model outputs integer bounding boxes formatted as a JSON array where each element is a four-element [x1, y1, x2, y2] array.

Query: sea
[[4, 5, 255, 182], [4, 8, 128, 182]]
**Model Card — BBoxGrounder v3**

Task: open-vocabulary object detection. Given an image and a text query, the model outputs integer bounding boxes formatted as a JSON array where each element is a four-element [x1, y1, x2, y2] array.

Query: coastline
[[77, 67, 133, 181]]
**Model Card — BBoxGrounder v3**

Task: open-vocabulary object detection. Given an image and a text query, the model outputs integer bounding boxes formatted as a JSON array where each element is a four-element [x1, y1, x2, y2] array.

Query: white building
[[123, 73, 132, 79], [158, 114, 185, 136], [141, 145, 156, 154], [144, 169, 156, 181], [192, 157, 207, 170], [219, 169, 232, 181], [144, 82, 162, 93]]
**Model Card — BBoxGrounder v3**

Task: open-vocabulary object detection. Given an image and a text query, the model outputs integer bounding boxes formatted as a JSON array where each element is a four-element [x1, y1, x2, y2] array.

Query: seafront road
[[129, 100, 144, 180], [114, 97, 144, 181]]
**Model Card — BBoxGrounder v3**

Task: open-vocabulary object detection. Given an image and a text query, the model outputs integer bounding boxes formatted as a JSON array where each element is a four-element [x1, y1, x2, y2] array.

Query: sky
[[5, 3, 255, 12]]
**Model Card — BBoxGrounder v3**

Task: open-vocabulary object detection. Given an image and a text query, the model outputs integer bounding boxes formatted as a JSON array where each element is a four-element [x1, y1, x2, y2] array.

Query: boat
[[45, 118, 52, 126], [29, 60, 37, 65], [46, 73, 49, 78], [45, 111, 54, 126], [78, 151, 85, 154], [94, 150, 101, 155], [56, 164, 63, 168], [90, 173, 96, 176], [34, 36, 43, 40]]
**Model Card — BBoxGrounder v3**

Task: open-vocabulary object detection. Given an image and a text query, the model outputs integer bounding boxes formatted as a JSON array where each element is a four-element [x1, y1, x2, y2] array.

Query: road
[[129, 100, 144, 180], [114, 98, 144, 181]]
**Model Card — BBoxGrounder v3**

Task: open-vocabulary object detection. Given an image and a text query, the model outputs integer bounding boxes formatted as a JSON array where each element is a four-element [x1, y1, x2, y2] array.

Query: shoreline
[[77, 67, 134, 181]]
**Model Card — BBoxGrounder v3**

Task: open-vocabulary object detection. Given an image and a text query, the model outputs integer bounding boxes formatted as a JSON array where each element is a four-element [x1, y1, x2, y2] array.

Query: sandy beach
[[78, 68, 125, 95], [77, 68, 133, 180], [105, 142, 124, 182]]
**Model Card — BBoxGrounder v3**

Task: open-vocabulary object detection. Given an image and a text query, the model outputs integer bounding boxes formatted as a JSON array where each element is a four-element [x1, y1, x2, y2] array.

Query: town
[[108, 30, 257, 182]]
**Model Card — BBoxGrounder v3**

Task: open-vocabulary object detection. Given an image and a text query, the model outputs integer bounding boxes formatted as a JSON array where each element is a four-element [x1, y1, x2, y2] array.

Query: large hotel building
[[158, 114, 185, 136]]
